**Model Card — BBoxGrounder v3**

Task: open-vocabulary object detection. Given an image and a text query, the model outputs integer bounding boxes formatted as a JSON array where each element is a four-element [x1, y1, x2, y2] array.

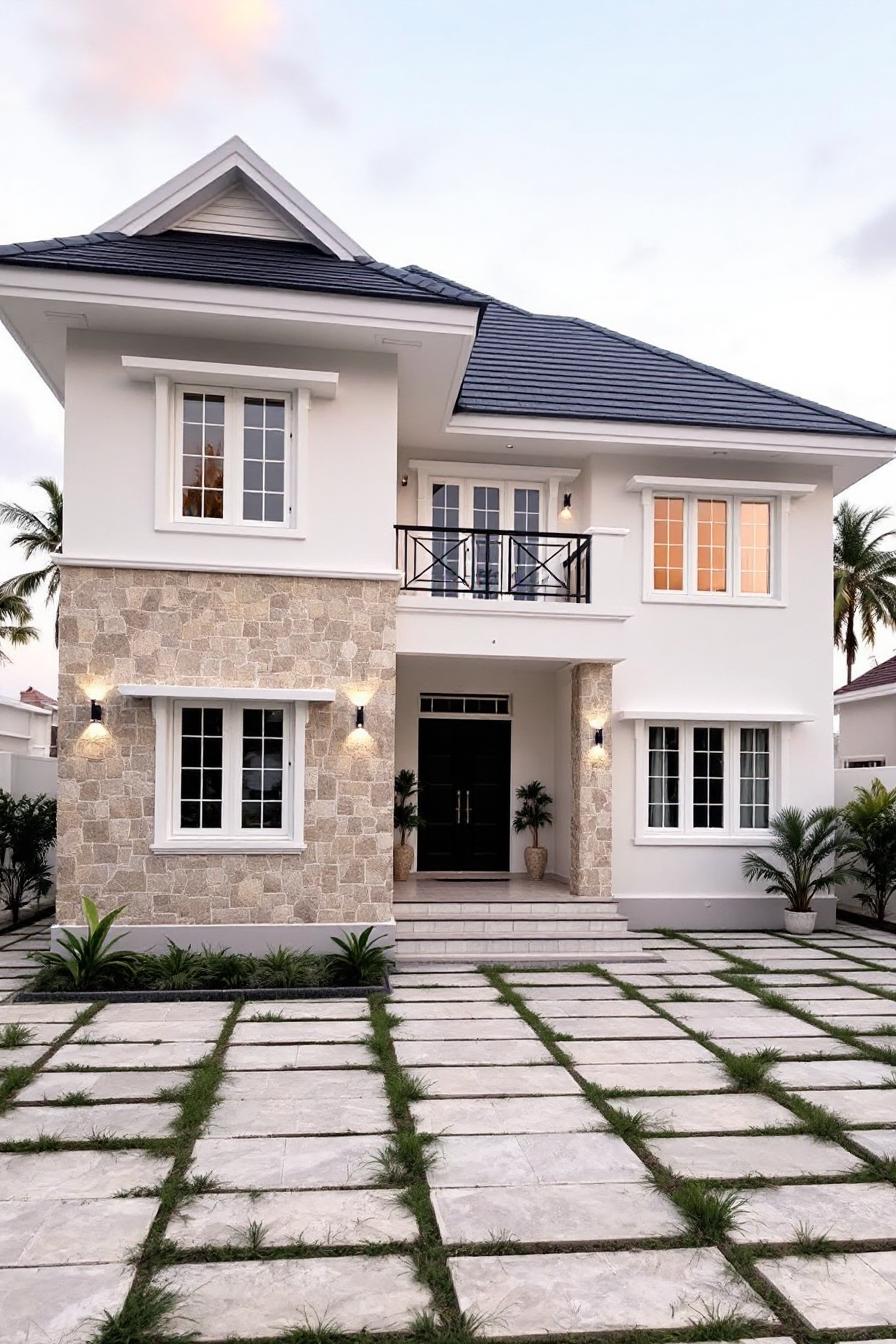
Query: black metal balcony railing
[[395, 525, 591, 603]]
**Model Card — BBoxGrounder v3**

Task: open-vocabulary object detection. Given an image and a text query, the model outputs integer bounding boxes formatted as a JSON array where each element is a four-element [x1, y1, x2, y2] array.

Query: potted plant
[[393, 769, 420, 882], [841, 778, 896, 923], [742, 805, 851, 933], [513, 780, 553, 880]]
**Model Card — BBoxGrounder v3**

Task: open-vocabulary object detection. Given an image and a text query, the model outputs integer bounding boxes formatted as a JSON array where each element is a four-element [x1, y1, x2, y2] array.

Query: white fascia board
[[617, 709, 814, 723], [0, 267, 480, 339], [447, 412, 896, 460], [625, 475, 817, 497], [122, 356, 338, 399], [834, 683, 896, 706], [0, 695, 51, 716], [407, 459, 580, 482], [119, 684, 335, 703], [97, 136, 366, 260]]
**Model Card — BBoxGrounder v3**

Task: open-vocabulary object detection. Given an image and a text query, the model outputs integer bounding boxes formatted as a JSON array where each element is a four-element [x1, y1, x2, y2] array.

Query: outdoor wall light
[[593, 726, 603, 748], [560, 492, 573, 520], [90, 699, 103, 723], [355, 705, 365, 730]]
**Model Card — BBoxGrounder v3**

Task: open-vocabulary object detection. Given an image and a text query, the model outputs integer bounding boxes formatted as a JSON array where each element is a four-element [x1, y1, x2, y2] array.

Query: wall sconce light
[[400, 474, 409, 487], [355, 705, 365, 730], [593, 726, 603, 748], [90, 700, 103, 723], [560, 492, 573, 520]]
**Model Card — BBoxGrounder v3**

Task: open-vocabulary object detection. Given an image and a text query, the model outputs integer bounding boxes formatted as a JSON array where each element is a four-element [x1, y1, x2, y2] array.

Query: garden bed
[[836, 906, 896, 937]]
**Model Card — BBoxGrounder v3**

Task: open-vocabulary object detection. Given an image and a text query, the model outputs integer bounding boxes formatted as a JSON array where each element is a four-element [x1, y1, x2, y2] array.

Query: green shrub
[[328, 927, 394, 984], [31, 896, 141, 990], [0, 790, 56, 927]]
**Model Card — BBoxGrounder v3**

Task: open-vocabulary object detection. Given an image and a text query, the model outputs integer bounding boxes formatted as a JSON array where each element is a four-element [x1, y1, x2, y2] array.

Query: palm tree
[[0, 477, 62, 645], [834, 501, 896, 683], [0, 590, 38, 665], [742, 806, 852, 912]]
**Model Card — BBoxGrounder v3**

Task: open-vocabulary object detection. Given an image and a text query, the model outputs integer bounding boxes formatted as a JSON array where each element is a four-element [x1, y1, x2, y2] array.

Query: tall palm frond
[[834, 501, 896, 683], [0, 590, 38, 665], [0, 477, 62, 645]]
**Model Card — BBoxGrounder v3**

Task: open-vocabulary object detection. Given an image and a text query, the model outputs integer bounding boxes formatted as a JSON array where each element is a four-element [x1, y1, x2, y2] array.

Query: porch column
[[569, 662, 612, 898]]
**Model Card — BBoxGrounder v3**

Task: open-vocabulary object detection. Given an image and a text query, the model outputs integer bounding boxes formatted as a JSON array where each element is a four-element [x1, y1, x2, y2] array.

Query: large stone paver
[[543, 1016, 687, 1039], [76, 1002, 228, 1022], [612, 1092, 794, 1133], [529, 998, 654, 1016], [393, 1018, 535, 1040], [433, 1181, 684, 1244], [724, 1036, 856, 1058], [409, 1065, 579, 1097], [221, 1069, 385, 1101], [449, 1247, 773, 1335], [671, 1012, 825, 1039], [793, 1087, 896, 1124], [732, 1182, 896, 1244], [0, 1149, 169, 1199], [190, 1135, 384, 1189], [225, 1043, 372, 1069], [578, 1061, 730, 1092], [0, 1004, 81, 1023], [16, 1069, 191, 1102], [756, 1252, 896, 1328], [49, 1041, 208, 1068], [649, 1134, 864, 1178], [429, 1132, 648, 1187], [851, 1129, 896, 1160], [391, 987, 500, 1001], [0, 1196, 158, 1265], [772, 1059, 896, 1088], [0, 1021, 63, 1045], [518, 984, 624, 1000], [394, 1040, 552, 1067], [229, 1020, 370, 1044], [71, 1019, 220, 1043], [0, 1101, 178, 1141], [160, 1255, 430, 1337], [505, 972, 605, 986], [2, 1264, 133, 1344], [170, 1189, 416, 1247], [412, 1095, 600, 1135], [391, 1000, 517, 1019], [205, 1097, 392, 1137], [569, 1039, 717, 1065]]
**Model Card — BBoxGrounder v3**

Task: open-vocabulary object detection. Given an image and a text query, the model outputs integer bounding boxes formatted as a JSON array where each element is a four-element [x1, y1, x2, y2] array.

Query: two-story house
[[0, 138, 892, 958]]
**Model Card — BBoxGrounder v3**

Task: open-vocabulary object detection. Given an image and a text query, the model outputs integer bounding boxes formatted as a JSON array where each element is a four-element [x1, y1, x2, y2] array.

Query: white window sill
[[151, 841, 307, 855], [634, 834, 773, 847], [156, 522, 306, 540], [642, 592, 784, 608]]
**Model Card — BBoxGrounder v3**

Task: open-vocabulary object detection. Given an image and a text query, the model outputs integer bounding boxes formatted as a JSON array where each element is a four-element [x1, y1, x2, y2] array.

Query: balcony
[[395, 525, 591, 603]]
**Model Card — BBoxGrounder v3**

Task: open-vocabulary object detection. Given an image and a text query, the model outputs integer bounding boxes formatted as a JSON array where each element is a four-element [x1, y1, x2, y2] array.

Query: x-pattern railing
[[395, 525, 591, 603]]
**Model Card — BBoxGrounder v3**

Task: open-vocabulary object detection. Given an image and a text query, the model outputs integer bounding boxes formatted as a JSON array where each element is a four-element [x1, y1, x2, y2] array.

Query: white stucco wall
[[0, 700, 53, 756], [837, 696, 896, 765], [63, 329, 398, 577]]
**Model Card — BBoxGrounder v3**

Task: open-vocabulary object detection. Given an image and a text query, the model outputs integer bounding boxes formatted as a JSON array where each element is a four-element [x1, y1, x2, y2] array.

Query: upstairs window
[[177, 387, 291, 529], [650, 492, 776, 601]]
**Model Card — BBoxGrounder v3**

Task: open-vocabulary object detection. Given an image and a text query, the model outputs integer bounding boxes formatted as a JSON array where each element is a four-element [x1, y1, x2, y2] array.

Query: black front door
[[417, 718, 511, 871]]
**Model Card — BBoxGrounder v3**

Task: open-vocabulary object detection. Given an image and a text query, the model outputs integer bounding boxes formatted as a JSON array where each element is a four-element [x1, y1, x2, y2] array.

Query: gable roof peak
[[96, 137, 366, 261]]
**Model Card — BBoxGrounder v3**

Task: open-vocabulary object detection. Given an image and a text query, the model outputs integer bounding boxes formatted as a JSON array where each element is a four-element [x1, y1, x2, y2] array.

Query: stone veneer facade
[[569, 662, 613, 898], [57, 566, 397, 928]]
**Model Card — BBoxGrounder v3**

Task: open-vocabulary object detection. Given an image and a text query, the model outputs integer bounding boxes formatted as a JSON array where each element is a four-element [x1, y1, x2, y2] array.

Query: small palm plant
[[328, 927, 394, 985], [31, 896, 141, 990], [841, 779, 896, 922], [393, 768, 420, 882], [742, 806, 852, 930], [513, 780, 553, 880]]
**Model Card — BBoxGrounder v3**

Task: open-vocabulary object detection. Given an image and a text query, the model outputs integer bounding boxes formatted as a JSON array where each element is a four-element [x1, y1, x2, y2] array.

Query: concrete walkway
[[3, 918, 896, 1339]]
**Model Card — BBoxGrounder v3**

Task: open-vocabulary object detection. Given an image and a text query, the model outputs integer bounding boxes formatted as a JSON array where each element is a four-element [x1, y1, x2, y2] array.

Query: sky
[[0, 0, 895, 695]]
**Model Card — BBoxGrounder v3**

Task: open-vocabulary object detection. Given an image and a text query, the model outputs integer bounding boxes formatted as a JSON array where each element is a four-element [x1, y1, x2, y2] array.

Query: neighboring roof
[[835, 655, 896, 698], [20, 687, 57, 711], [0, 230, 892, 439]]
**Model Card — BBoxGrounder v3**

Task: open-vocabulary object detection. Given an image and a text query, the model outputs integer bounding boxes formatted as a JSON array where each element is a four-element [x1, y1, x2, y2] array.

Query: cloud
[[836, 200, 896, 271], [37, 0, 344, 129]]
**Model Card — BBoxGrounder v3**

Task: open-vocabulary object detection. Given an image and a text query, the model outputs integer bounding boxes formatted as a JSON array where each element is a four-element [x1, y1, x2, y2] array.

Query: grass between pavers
[[0, 1001, 104, 1113], [480, 966, 812, 1338]]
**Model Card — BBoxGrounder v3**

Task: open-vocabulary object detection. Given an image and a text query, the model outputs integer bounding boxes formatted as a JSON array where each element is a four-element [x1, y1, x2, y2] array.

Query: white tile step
[[394, 952, 662, 966], [397, 920, 628, 936], [395, 902, 620, 918], [395, 938, 645, 956]]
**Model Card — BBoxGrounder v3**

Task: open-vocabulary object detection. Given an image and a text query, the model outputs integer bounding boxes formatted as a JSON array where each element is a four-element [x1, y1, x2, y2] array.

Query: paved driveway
[[3, 918, 896, 1339]]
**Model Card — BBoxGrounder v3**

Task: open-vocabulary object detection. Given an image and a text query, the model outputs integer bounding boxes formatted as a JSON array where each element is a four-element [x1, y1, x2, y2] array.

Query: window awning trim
[[617, 709, 813, 723], [119, 684, 335, 703], [122, 356, 338, 399]]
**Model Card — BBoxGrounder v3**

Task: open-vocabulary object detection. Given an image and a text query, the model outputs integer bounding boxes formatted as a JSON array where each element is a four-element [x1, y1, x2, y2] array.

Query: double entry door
[[417, 718, 511, 872], [430, 478, 542, 599]]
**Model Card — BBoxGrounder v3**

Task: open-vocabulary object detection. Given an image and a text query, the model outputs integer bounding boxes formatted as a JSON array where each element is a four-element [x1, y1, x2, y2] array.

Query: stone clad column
[[569, 662, 613, 898]]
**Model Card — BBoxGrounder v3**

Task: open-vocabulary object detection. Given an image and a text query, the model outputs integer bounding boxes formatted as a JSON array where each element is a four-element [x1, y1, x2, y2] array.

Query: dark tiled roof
[[835, 654, 896, 697], [0, 231, 484, 307], [1, 232, 893, 438]]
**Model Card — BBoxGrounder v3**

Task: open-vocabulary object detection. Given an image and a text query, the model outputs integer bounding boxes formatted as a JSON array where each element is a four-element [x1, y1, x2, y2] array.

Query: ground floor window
[[151, 697, 304, 851], [640, 720, 774, 841]]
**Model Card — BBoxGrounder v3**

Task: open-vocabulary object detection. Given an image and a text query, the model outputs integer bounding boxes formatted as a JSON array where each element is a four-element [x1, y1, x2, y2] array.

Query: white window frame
[[170, 383, 301, 535], [642, 489, 782, 605], [634, 719, 778, 844], [151, 697, 307, 853]]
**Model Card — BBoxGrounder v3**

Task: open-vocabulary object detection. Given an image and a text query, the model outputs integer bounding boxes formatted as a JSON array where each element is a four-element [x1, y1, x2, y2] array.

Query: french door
[[429, 479, 543, 598]]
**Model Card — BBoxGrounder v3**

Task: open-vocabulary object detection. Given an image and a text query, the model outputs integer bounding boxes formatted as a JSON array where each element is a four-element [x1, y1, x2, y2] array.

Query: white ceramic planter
[[783, 909, 817, 935]]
